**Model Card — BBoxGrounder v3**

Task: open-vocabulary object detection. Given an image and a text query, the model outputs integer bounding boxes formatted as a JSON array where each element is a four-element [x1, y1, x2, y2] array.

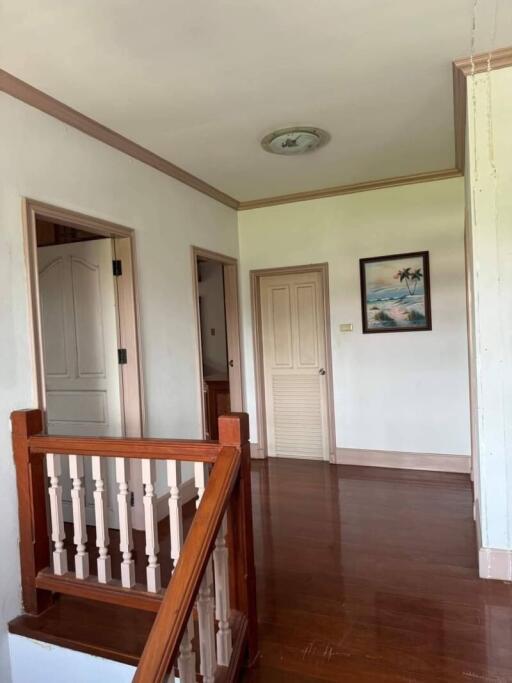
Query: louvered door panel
[[272, 375, 323, 457]]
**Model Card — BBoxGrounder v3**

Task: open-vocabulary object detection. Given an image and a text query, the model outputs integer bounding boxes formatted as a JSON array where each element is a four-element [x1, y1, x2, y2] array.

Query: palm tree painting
[[395, 267, 423, 295], [360, 251, 432, 333]]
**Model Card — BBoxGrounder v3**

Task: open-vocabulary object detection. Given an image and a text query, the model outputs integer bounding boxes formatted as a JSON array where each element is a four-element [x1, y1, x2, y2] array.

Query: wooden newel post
[[218, 413, 258, 666], [11, 409, 53, 615]]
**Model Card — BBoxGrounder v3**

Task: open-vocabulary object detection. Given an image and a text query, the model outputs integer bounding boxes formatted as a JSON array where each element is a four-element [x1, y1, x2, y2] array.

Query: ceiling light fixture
[[261, 126, 330, 156]]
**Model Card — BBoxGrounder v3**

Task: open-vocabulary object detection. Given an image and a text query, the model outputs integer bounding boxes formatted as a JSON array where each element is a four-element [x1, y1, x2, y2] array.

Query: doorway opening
[[192, 247, 243, 440], [24, 199, 145, 528], [36, 223, 123, 440], [251, 263, 336, 461]]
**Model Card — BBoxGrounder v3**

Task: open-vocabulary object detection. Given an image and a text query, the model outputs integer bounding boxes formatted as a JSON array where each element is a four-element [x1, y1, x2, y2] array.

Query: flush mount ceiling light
[[261, 126, 330, 156]]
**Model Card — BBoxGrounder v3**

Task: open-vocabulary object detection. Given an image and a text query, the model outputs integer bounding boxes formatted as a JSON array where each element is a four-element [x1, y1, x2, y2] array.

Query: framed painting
[[360, 251, 432, 333]]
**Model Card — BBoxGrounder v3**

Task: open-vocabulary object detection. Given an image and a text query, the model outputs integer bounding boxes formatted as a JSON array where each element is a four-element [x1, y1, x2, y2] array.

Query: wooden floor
[[10, 460, 512, 682], [243, 459, 512, 683]]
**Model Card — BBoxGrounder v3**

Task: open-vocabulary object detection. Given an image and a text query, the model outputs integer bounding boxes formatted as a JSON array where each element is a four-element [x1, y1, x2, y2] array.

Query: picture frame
[[360, 251, 432, 333]]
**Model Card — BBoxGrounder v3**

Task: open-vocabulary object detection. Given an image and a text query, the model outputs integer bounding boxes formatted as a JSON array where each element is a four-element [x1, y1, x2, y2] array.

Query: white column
[[142, 459, 161, 593], [116, 457, 135, 588], [168, 460, 195, 683], [214, 515, 232, 665], [69, 455, 89, 579], [46, 453, 68, 575], [195, 462, 216, 683], [91, 456, 111, 583], [466, 67, 512, 578]]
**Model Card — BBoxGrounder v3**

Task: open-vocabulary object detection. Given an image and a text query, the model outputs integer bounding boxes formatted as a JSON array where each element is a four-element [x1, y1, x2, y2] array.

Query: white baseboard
[[335, 447, 471, 473], [156, 477, 197, 521], [479, 547, 512, 581], [250, 442, 265, 460], [474, 497, 481, 543], [475, 498, 512, 581]]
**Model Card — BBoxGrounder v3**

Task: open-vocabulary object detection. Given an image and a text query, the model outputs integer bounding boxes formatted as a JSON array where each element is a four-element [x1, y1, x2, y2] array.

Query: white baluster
[[142, 460, 161, 593], [197, 563, 216, 683], [69, 455, 89, 579], [167, 460, 183, 572], [177, 621, 196, 683], [195, 462, 216, 683], [46, 453, 67, 575], [91, 456, 111, 583], [168, 460, 195, 683], [116, 457, 135, 588], [214, 515, 232, 665], [195, 461, 208, 503]]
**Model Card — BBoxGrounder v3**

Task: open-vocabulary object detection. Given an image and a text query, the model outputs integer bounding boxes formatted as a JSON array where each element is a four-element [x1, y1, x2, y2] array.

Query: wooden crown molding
[[453, 46, 512, 76], [452, 46, 512, 174], [452, 60, 467, 173], [0, 68, 239, 210], [237, 168, 462, 211], [2, 48, 511, 213]]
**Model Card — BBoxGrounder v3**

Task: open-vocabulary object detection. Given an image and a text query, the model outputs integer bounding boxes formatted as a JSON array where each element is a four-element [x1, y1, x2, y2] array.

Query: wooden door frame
[[250, 263, 336, 462], [191, 246, 243, 438], [23, 198, 146, 526]]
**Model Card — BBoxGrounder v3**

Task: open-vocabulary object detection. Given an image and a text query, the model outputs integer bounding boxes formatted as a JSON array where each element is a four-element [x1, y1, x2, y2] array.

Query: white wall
[[238, 178, 471, 457], [0, 92, 237, 682], [198, 261, 228, 377], [9, 634, 136, 683], [466, 66, 512, 555]]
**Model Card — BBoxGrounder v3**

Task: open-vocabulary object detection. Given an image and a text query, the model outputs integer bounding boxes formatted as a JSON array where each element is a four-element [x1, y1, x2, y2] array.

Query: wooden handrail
[[11, 409, 257, 680], [220, 414, 258, 666], [134, 445, 241, 682], [28, 433, 221, 462]]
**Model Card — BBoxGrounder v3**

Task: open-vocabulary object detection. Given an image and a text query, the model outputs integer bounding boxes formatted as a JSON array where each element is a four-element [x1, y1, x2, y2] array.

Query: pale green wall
[[466, 66, 512, 552], [238, 178, 471, 458]]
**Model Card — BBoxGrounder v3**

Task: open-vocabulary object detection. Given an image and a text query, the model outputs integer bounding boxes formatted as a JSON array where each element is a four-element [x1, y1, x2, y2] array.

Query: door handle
[[319, 368, 326, 375], [229, 360, 234, 367]]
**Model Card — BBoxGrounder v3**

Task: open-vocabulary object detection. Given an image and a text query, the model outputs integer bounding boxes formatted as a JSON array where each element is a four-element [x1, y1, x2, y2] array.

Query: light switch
[[339, 323, 353, 332]]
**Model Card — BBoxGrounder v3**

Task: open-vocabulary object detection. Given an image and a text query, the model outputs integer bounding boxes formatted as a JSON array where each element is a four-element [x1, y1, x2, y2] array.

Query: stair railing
[[11, 409, 257, 682]]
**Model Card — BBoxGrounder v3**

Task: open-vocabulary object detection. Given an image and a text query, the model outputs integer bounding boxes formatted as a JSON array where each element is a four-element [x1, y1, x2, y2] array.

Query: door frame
[[23, 198, 146, 526], [250, 263, 336, 462], [191, 246, 243, 438]]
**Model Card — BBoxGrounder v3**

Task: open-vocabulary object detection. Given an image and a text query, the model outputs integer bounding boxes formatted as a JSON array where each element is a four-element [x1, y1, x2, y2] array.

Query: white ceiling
[[1, 1, 511, 201]]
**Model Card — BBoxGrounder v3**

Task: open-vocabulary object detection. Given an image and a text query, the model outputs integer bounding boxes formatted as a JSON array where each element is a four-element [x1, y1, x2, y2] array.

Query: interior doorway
[[251, 263, 336, 461], [23, 199, 145, 528], [192, 247, 242, 440], [37, 229, 123, 439]]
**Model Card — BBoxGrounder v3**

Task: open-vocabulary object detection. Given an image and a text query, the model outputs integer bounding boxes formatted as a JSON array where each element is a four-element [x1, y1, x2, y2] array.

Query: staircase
[[8, 410, 257, 682]]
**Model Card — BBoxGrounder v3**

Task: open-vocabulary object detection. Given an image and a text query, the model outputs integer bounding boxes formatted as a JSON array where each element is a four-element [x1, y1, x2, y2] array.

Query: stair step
[[9, 595, 155, 666]]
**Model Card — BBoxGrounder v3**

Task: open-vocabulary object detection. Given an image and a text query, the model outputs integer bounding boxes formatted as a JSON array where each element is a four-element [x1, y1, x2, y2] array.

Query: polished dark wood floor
[[243, 459, 512, 683], [10, 460, 512, 682]]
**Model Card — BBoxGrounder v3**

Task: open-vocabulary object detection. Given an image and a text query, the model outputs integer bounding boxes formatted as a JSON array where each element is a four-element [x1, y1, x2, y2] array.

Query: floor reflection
[[244, 459, 512, 682]]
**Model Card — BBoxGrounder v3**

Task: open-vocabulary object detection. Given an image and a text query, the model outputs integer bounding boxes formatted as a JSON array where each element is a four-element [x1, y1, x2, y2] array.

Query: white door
[[260, 270, 330, 460], [38, 238, 123, 525]]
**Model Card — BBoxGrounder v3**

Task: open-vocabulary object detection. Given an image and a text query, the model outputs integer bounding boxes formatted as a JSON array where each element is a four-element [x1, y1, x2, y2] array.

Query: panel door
[[260, 271, 330, 460], [38, 238, 123, 525]]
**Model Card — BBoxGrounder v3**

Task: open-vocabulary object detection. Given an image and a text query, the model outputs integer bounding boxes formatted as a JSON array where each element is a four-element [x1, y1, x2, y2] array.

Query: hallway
[[244, 459, 512, 682]]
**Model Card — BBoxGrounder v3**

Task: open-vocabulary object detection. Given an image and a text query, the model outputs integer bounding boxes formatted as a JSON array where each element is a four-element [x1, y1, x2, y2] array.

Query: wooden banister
[[11, 410, 53, 614], [220, 414, 259, 667], [28, 433, 221, 462], [134, 445, 241, 682], [11, 409, 258, 681]]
